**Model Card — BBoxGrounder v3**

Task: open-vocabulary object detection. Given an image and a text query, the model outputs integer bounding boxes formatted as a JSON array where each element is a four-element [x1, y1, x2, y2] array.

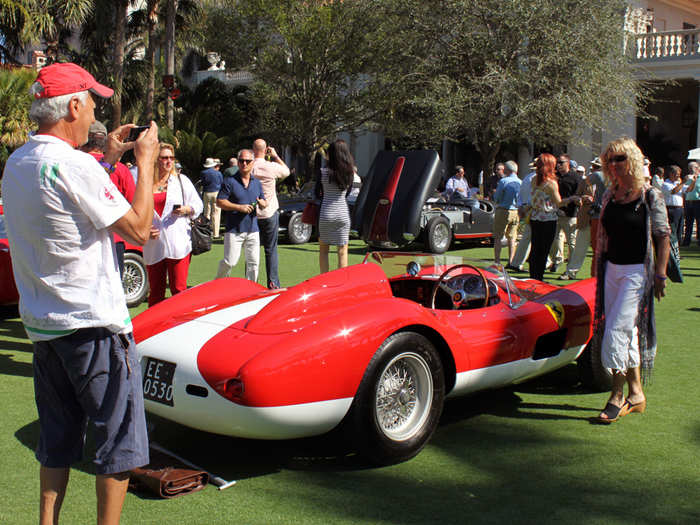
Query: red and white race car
[[133, 252, 602, 464]]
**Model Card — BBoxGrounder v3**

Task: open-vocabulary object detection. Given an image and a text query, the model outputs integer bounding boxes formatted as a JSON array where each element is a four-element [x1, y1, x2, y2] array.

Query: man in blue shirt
[[493, 160, 521, 266], [201, 157, 224, 238], [682, 161, 700, 246], [215, 149, 267, 281]]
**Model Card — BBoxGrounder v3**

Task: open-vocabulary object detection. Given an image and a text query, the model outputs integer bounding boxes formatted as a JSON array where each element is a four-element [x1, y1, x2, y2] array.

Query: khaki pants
[[203, 191, 221, 237], [548, 216, 577, 266]]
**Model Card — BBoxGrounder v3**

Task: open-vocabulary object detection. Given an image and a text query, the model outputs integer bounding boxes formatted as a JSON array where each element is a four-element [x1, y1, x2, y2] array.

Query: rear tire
[[349, 332, 445, 465], [123, 252, 149, 307], [286, 212, 312, 244], [425, 216, 451, 254], [577, 336, 612, 391]]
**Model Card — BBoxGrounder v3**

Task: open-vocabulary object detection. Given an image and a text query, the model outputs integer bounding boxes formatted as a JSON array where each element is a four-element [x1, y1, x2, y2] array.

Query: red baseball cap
[[33, 62, 114, 99]]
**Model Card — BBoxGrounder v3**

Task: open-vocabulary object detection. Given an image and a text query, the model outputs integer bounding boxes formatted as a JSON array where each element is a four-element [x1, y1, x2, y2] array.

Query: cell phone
[[127, 125, 150, 142]]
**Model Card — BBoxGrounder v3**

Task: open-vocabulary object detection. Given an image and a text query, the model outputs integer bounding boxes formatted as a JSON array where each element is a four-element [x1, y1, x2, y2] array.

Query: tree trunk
[[165, 0, 178, 129], [145, 0, 160, 122], [477, 140, 500, 197], [111, 0, 129, 129]]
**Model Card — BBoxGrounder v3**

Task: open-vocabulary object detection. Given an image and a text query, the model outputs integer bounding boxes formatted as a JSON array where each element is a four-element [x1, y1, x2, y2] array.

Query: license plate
[[142, 357, 176, 406]]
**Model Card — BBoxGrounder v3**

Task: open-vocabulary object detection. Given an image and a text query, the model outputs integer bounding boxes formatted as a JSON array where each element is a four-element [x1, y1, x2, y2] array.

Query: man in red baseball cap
[[1, 62, 157, 525], [33, 62, 115, 99]]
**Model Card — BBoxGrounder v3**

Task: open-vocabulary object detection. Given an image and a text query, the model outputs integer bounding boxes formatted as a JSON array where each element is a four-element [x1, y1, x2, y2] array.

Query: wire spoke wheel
[[433, 223, 450, 251], [287, 212, 312, 244], [123, 252, 148, 307], [375, 351, 433, 441]]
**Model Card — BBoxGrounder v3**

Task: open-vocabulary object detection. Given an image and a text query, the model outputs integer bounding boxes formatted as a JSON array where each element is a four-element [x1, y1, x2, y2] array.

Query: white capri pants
[[216, 231, 260, 282], [601, 262, 645, 373]]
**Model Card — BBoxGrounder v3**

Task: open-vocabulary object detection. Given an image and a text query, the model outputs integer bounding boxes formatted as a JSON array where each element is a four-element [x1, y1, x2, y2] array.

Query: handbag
[[190, 215, 212, 255], [179, 174, 212, 255], [667, 232, 683, 283], [129, 466, 208, 498], [301, 201, 320, 225]]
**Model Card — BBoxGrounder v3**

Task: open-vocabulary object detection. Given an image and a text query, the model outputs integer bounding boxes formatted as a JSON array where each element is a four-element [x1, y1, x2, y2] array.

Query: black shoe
[[505, 264, 521, 272], [548, 263, 559, 272]]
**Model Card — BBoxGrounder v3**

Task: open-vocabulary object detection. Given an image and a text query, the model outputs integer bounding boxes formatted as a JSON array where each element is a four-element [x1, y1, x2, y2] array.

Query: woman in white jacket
[[144, 143, 203, 306]]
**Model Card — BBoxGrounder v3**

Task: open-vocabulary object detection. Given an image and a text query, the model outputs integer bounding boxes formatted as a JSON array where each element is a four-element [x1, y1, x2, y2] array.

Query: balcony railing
[[633, 29, 700, 60]]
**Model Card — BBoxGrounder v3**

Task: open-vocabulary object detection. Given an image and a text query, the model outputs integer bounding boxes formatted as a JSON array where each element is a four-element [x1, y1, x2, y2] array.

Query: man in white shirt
[[662, 165, 686, 241], [252, 138, 289, 289], [1, 62, 158, 525], [443, 165, 469, 200]]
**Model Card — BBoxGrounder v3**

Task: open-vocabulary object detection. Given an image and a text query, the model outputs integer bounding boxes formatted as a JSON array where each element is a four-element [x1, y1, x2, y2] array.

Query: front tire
[[286, 212, 312, 244], [350, 332, 445, 465], [123, 252, 149, 307], [425, 216, 451, 254]]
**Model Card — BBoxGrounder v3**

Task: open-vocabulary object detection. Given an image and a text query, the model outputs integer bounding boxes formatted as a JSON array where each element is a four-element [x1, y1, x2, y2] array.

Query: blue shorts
[[32, 327, 149, 475]]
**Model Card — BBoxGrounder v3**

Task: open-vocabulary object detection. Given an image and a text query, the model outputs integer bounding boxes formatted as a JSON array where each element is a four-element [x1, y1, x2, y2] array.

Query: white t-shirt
[[1, 135, 132, 341], [661, 179, 684, 207]]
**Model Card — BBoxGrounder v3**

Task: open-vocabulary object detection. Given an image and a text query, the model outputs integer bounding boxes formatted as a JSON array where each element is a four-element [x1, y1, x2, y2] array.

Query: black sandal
[[596, 402, 624, 424]]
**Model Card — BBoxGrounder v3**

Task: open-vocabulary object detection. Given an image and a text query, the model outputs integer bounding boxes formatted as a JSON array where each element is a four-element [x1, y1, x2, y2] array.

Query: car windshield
[[362, 251, 526, 308]]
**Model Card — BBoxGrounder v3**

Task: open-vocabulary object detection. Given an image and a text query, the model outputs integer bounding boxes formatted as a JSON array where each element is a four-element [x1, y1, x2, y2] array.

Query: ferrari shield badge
[[545, 301, 565, 327]]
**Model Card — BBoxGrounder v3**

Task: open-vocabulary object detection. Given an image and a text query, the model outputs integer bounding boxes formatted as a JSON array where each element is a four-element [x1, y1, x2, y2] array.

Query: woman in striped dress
[[316, 139, 354, 273]]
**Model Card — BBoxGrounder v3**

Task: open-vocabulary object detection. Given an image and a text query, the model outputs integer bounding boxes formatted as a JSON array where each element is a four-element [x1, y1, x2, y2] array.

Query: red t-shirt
[[89, 152, 136, 244]]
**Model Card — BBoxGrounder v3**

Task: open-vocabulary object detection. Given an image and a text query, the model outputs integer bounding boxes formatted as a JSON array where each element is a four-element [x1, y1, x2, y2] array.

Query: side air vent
[[532, 328, 567, 360], [186, 384, 209, 398]]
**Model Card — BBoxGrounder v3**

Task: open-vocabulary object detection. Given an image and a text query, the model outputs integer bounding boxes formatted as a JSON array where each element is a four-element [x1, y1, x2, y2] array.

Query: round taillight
[[223, 378, 244, 400]]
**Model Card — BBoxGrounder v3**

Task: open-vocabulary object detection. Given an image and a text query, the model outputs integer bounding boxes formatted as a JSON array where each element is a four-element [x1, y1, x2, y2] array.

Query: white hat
[[576, 165, 585, 173], [203, 158, 217, 168]]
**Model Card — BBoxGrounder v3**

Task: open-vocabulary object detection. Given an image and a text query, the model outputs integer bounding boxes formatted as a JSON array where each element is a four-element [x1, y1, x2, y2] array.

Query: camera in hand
[[128, 125, 150, 142]]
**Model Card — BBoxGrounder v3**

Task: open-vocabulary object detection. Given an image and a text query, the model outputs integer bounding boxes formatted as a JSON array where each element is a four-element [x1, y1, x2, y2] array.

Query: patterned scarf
[[592, 185, 670, 385]]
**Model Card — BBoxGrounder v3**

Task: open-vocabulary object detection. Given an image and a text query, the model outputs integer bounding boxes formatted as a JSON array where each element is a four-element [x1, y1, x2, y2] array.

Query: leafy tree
[[0, 67, 35, 172], [374, 0, 651, 174], [218, 0, 386, 176], [174, 76, 252, 146]]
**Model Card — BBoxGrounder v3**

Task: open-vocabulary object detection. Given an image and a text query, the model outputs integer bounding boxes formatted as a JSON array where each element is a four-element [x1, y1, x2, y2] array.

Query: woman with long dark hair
[[528, 153, 562, 280], [316, 139, 355, 272]]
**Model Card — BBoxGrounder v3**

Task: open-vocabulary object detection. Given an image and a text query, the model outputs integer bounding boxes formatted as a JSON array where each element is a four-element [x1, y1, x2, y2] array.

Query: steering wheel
[[430, 264, 490, 310]]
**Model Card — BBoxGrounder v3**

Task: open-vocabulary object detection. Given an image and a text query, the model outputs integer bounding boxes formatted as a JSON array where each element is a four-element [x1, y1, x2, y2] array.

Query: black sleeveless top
[[602, 197, 647, 264]]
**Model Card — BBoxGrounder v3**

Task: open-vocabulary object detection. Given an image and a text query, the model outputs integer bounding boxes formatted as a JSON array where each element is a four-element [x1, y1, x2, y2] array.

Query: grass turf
[[1, 239, 699, 524]]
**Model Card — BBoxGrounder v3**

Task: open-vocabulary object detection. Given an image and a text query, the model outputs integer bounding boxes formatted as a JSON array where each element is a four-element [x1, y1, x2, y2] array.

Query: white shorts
[[601, 262, 645, 373]]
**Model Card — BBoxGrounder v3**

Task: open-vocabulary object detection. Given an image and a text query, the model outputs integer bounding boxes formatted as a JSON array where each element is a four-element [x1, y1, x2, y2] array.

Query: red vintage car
[[0, 206, 148, 310], [133, 252, 601, 465]]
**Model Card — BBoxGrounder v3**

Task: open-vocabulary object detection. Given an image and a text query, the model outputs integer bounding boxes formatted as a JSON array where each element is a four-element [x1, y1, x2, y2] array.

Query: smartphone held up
[[127, 125, 150, 142]]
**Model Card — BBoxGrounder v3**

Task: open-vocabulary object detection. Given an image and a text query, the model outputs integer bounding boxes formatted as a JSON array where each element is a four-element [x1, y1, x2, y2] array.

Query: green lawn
[[1, 239, 698, 524]]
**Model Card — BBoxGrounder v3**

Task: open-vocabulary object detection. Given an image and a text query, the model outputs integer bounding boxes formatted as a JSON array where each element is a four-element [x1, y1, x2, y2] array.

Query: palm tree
[[0, 67, 36, 171], [0, 1, 95, 63]]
